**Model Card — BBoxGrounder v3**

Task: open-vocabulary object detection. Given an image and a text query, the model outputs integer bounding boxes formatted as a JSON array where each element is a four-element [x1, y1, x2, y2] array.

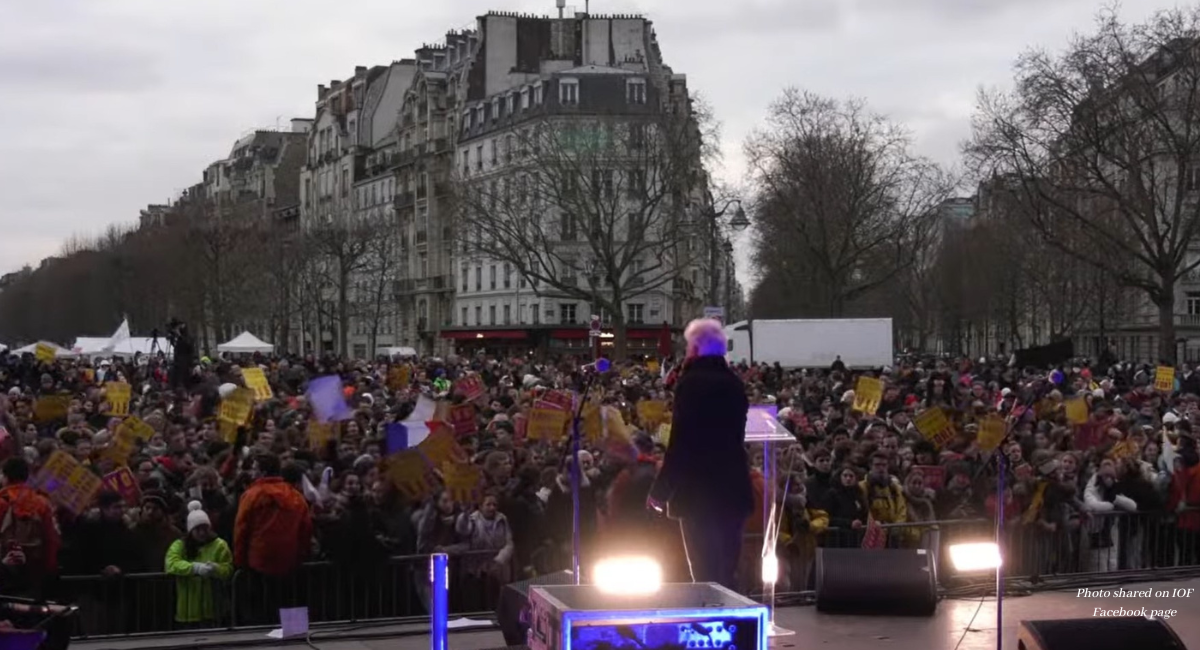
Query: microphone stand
[[570, 369, 601, 586]]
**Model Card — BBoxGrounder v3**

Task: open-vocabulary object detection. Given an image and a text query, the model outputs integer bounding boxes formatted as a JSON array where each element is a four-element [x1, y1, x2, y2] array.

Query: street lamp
[[708, 198, 748, 311]]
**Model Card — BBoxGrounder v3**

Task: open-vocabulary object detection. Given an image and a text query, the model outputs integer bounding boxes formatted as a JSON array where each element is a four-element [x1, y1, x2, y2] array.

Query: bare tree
[[451, 107, 710, 358], [966, 7, 1200, 363], [305, 211, 376, 356], [745, 89, 956, 317], [357, 216, 403, 353]]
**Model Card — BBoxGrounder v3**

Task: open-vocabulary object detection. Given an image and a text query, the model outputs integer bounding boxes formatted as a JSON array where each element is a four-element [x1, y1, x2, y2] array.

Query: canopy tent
[[73, 336, 173, 358], [217, 331, 274, 354], [378, 346, 418, 358], [13, 341, 78, 359]]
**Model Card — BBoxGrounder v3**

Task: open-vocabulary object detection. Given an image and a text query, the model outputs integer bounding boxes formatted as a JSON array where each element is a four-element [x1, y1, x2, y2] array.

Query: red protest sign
[[448, 403, 479, 437], [454, 377, 486, 402], [102, 467, 141, 507], [542, 390, 574, 411], [861, 517, 887, 550]]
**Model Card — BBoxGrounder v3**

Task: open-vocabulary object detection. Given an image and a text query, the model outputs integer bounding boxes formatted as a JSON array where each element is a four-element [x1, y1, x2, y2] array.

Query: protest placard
[[448, 403, 478, 437], [527, 408, 569, 442], [242, 368, 273, 401], [34, 395, 70, 423], [1155, 366, 1175, 392], [914, 407, 955, 448], [977, 414, 1007, 452], [104, 382, 131, 417], [852, 377, 883, 415], [454, 376, 486, 402], [440, 462, 483, 505], [102, 467, 141, 507], [1065, 397, 1089, 425], [636, 400, 669, 430], [386, 450, 433, 500]]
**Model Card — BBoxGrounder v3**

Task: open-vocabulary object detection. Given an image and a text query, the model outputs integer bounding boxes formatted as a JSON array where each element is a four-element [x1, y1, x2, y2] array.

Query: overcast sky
[[0, 0, 1163, 282]]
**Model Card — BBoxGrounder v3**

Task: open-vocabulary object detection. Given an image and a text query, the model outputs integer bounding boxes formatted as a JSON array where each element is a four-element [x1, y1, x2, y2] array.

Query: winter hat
[[186, 500, 211, 533]]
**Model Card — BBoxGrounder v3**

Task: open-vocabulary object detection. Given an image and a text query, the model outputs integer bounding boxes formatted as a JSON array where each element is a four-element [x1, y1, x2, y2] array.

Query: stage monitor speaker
[[496, 571, 573, 646], [1018, 617, 1187, 650], [814, 547, 937, 616]]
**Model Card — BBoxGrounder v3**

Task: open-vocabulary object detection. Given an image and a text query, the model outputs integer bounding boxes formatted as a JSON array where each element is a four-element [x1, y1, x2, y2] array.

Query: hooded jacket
[[233, 477, 313, 575]]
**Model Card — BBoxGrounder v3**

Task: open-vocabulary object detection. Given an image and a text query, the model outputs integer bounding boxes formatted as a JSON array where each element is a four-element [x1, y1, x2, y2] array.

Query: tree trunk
[[1157, 278, 1177, 365], [611, 315, 628, 360], [338, 265, 350, 357]]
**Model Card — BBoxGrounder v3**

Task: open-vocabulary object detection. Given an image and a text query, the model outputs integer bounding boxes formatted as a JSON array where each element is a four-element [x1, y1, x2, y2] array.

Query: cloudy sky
[[0, 0, 1163, 281]]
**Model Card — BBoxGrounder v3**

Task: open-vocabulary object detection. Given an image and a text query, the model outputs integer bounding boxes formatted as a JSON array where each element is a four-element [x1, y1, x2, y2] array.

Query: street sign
[[589, 314, 601, 337], [703, 306, 725, 323]]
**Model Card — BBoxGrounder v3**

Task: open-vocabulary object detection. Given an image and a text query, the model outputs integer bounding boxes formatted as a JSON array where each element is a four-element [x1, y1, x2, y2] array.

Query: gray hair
[[684, 318, 727, 357]]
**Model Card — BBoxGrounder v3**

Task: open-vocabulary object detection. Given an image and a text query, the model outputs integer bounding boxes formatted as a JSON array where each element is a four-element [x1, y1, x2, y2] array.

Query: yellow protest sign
[[307, 420, 339, 450], [646, 359, 660, 374], [218, 388, 255, 434], [914, 407, 955, 448], [34, 343, 55, 363], [101, 428, 137, 466], [853, 377, 883, 415], [386, 450, 433, 500], [117, 416, 156, 441], [636, 400, 669, 430], [59, 466, 102, 515], [581, 404, 604, 442], [440, 462, 484, 505], [388, 365, 411, 390], [34, 395, 70, 423], [242, 368, 273, 401], [104, 382, 131, 416], [417, 427, 467, 467], [527, 408, 569, 442], [1155, 366, 1175, 392], [1064, 397, 1089, 425], [657, 423, 672, 446], [977, 414, 1007, 452]]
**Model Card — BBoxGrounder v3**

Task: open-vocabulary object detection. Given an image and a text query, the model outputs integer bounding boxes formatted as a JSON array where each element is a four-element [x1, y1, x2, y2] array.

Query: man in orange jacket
[[0, 457, 60, 598], [234, 453, 312, 623]]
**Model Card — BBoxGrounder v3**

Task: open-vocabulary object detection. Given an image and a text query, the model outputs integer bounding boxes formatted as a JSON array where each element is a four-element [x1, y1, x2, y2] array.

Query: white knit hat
[[186, 501, 211, 533]]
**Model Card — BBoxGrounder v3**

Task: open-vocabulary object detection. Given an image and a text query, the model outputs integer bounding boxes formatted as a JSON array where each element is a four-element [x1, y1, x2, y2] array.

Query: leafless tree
[[451, 106, 710, 358], [966, 6, 1200, 363], [356, 216, 403, 353], [305, 210, 377, 356], [745, 89, 956, 317]]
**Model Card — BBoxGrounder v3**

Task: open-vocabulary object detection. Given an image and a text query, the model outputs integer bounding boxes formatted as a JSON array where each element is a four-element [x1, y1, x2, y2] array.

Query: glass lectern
[[745, 405, 796, 637]]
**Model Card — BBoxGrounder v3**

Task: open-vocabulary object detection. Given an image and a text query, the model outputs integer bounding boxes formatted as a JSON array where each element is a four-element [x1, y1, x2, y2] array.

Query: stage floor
[[75, 576, 1200, 650]]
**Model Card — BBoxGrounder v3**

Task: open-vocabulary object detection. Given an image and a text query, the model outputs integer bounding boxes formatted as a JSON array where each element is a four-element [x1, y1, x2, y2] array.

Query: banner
[[102, 467, 141, 507], [218, 388, 255, 442], [34, 395, 70, 423], [861, 517, 887, 550], [448, 403, 478, 437], [242, 368, 273, 401], [454, 376, 486, 402], [32, 451, 100, 515], [542, 390, 574, 412], [636, 400, 669, 430], [104, 382, 131, 417], [440, 462, 483, 505], [977, 414, 1007, 452], [1064, 397, 1089, 425], [1155, 366, 1175, 392], [852, 377, 883, 415], [527, 408, 569, 442]]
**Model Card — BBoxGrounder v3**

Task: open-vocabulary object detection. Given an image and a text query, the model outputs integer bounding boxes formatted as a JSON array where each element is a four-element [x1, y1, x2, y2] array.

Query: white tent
[[217, 331, 274, 354], [13, 341, 78, 359], [73, 336, 172, 359]]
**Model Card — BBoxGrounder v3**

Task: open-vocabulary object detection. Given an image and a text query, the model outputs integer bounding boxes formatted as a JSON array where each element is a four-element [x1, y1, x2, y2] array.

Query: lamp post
[[707, 198, 749, 313]]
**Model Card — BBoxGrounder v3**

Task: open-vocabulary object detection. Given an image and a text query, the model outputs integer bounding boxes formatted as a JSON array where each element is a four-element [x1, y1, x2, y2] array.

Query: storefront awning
[[551, 328, 662, 340], [440, 330, 529, 340]]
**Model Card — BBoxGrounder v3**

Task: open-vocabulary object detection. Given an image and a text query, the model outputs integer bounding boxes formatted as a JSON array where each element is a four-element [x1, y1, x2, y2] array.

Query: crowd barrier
[[49, 510, 1200, 639]]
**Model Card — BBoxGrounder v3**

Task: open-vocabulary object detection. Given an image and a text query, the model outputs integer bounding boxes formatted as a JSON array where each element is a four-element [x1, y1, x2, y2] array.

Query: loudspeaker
[[814, 548, 937, 616], [496, 571, 573, 646], [1018, 617, 1187, 650]]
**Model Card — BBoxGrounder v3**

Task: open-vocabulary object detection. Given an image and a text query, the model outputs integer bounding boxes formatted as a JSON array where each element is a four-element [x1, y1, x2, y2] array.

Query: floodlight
[[593, 556, 662, 595], [949, 542, 1002, 572]]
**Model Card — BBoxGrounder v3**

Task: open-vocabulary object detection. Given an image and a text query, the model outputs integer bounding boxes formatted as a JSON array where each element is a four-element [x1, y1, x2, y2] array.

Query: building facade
[[441, 11, 715, 357]]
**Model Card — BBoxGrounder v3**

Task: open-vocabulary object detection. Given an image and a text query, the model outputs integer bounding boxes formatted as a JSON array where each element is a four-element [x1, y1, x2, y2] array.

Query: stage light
[[761, 553, 778, 584], [949, 542, 1002, 572], [594, 556, 662, 595]]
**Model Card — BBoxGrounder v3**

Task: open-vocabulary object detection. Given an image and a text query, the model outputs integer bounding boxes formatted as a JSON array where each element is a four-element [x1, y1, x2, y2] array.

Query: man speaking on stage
[[647, 318, 752, 589]]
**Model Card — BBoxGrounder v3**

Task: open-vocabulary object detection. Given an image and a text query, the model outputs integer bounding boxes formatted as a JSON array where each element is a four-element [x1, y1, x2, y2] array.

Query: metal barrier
[[53, 510, 1200, 638], [58, 550, 499, 639]]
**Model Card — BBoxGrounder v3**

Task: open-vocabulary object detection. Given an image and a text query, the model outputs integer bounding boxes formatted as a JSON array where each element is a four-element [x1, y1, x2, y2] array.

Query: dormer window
[[491, 98, 500, 121], [627, 78, 646, 104], [521, 87, 531, 109], [559, 78, 579, 105], [533, 82, 544, 105]]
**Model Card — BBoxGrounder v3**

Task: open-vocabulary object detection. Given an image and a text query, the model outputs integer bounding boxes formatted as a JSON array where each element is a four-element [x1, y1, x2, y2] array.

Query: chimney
[[355, 65, 367, 75], [290, 118, 312, 134], [330, 79, 341, 89], [318, 84, 327, 100]]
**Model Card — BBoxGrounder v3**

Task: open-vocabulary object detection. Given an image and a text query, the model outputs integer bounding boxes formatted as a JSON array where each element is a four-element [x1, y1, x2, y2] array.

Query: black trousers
[[679, 515, 745, 590]]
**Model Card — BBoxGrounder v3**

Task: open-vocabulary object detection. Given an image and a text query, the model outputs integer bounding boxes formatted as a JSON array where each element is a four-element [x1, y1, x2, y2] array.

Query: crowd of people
[[0, 342, 1198, 637]]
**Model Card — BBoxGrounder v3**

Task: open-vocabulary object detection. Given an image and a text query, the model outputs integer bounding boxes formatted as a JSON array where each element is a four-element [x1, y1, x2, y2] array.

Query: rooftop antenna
[[556, 0, 565, 18]]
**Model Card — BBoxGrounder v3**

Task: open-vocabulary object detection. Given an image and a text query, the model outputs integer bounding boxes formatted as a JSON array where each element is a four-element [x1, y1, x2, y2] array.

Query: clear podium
[[745, 405, 796, 637]]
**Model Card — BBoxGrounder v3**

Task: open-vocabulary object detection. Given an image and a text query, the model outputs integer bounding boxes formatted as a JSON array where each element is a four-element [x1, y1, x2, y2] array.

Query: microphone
[[581, 358, 612, 373]]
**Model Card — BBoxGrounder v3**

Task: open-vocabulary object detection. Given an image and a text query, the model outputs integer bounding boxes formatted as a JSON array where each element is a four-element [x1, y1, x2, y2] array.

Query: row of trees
[[0, 203, 403, 356], [746, 7, 1200, 363]]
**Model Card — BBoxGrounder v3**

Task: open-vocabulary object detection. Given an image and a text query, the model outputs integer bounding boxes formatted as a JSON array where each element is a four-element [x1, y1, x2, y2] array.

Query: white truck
[[724, 318, 893, 368]]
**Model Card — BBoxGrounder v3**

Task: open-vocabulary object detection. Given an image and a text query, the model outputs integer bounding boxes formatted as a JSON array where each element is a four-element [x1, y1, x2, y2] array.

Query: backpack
[[0, 494, 46, 569]]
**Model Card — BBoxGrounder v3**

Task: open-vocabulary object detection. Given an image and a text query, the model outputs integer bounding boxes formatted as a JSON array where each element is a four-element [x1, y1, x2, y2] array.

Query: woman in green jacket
[[164, 501, 233, 627]]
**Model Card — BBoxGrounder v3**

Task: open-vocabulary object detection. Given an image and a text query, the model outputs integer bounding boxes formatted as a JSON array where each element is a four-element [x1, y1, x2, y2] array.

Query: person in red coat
[[0, 457, 60, 598], [234, 453, 313, 624]]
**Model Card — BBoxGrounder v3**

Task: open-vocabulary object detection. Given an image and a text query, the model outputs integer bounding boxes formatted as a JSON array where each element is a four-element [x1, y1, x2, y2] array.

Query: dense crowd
[[0, 348, 1199, 634]]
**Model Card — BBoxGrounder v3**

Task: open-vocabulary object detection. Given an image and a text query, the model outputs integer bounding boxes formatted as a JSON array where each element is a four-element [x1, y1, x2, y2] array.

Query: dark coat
[[649, 356, 752, 520]]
